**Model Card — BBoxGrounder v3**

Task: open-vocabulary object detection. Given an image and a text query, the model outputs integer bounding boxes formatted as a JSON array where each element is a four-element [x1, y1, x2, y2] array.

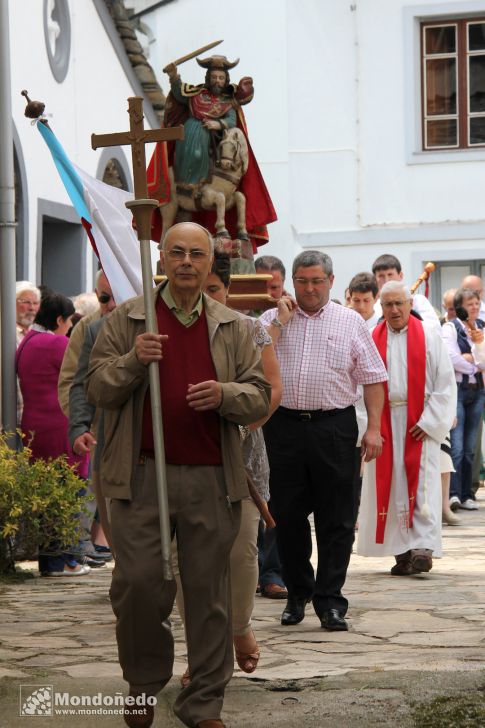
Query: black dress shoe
[[281, 596, 311, 626], [320, 608, 348, 631]]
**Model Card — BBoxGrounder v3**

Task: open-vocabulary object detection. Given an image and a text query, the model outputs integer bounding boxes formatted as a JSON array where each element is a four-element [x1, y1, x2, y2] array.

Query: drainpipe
[[0, 0, 18, 442]]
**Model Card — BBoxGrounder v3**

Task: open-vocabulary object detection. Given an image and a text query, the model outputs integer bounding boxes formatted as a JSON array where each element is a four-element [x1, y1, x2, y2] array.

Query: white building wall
[[358, 0, 485, 227], [287, 1, 358, 235], [135, 0, 485, 300], [11, 0, 485, 300], [10, 0, 138, 290], [301, 0, 485, 300]]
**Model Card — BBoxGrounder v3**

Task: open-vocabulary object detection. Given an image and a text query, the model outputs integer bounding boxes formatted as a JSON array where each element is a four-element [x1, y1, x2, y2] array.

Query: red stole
[[372, 315, 426, 543]]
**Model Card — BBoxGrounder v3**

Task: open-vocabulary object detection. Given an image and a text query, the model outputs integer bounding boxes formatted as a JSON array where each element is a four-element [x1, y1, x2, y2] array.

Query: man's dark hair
[[348, 272, 378, 297], [38, 283, 56, 300], [34, 293, 75, 331], [254, 255, 286, 280], [372, 254, 402, 274], [211, 250, 231, 289], [454, 287, 480, 310]]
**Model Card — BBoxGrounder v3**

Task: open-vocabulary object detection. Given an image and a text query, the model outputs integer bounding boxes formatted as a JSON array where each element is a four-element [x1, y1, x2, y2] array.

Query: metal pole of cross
[[92, 97, 184, 580]]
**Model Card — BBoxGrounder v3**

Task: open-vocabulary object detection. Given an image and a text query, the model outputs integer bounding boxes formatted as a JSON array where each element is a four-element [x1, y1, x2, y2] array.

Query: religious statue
[[165, 55, 241, 190], [147, 48, 276, 264]]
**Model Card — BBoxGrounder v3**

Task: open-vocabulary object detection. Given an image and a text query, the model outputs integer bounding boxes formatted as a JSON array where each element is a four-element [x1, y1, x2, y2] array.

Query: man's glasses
[[17, 298, 39, 306], [98, 293, 113, 304], [293, 278, 329, 286], [167, 248, 209, 262]]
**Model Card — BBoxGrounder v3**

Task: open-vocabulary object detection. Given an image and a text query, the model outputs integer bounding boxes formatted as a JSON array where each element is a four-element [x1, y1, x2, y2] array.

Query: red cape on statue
[[147, 84, 277, 251]]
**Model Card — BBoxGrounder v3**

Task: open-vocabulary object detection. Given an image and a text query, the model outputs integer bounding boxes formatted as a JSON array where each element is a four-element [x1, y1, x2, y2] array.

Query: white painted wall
[[10, 0, 137, 290], [11, 0, 485, 300]]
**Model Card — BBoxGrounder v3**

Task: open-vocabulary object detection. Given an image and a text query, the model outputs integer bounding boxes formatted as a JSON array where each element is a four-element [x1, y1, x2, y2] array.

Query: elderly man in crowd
[[260, 251, 388, 632], [16, 281, 40, 343], [15, 281, 41, 426], [372, 254, 440, 330], [86, 222, 270, 728], [441, 288, 457, 324], [358, 281, 456, 575]]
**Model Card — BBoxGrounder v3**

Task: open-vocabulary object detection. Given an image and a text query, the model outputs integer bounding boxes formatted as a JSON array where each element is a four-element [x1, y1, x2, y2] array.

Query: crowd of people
[[15, 278, 114, 577], [14, 232, 484, 728]]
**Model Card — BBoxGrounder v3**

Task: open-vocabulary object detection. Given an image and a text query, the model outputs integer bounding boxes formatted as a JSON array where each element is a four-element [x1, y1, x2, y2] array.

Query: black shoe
[[84, 557, 107, 569], [124, 694, 154, 728], [320, 608, 348, 631], [281, 596, 311, 626], [94, 544, 113, 561]]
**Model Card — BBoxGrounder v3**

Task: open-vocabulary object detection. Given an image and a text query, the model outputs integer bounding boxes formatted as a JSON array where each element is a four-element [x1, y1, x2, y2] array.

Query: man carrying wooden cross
[[86, 221, 270, 728]]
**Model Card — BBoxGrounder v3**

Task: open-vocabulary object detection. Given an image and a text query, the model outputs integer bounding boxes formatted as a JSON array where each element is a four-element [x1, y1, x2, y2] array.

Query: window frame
[[421, 16, 485, 150], [431, 258, 485, 309]]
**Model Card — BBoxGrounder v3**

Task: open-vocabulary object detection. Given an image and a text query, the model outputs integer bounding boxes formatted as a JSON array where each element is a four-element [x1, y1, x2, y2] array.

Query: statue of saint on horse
[[147, 52, 276, 261]]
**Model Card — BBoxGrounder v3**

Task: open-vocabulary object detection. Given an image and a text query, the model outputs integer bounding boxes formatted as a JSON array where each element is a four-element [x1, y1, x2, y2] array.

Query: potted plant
[[0, 432, 91, 575]]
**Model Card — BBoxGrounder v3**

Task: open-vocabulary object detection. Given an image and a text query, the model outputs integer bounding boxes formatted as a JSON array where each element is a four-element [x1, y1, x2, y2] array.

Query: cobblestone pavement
[[1, 490, 484, 727]]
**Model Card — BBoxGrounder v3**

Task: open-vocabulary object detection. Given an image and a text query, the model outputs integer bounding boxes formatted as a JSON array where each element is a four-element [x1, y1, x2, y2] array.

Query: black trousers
[[263, 406, 358, 616]]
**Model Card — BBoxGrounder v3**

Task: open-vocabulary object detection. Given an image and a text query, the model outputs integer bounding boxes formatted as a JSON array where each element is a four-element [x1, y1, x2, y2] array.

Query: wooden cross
[[91, 97, 183, 582], [91, 96, 183, 200]]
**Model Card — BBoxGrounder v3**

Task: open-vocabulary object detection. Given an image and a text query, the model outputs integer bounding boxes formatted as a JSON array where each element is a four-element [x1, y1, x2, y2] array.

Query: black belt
[[459, 382, 479, 390], [278, 405, 353, 421]]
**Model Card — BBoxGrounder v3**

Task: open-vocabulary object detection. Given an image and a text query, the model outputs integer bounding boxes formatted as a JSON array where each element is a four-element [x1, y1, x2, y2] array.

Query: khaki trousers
[[109, 460, 241, 728], [174, 496, 260, 637]]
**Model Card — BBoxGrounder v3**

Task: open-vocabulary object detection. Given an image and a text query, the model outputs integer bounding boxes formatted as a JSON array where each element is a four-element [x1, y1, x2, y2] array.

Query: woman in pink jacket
[[16, 293, 89, 577]]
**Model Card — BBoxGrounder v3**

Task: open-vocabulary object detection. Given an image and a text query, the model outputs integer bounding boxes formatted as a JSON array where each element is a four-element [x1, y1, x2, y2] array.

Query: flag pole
[[0, 0, 18, 442]]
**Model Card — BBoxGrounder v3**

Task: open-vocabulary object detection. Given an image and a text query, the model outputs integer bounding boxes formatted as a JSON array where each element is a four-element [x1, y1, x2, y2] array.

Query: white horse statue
[[160, 127, 249, 240]]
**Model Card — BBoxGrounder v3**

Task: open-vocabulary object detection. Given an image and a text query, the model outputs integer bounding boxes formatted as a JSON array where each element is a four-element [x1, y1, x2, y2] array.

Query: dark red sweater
[[140, 297, 222, 465]]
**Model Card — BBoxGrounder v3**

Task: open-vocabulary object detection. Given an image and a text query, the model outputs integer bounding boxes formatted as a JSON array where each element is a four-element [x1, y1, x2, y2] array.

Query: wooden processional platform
[[154, 273, 276, 311]]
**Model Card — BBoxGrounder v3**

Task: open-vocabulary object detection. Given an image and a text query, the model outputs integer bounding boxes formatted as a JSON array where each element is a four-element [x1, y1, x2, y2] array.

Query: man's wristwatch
[[271, 317, 284, 329]]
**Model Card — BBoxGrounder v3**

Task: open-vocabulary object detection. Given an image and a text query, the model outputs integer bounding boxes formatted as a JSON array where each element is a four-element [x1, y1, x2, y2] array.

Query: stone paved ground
[[1, 490, 485, 727]]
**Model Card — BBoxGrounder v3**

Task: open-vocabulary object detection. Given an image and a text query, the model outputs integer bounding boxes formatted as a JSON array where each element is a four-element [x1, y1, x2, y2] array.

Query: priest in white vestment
[[358, 281, 456, 575]]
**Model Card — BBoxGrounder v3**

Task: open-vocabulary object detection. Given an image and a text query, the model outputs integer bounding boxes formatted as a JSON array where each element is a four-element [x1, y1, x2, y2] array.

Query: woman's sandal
[[234, 631, 261, 674]]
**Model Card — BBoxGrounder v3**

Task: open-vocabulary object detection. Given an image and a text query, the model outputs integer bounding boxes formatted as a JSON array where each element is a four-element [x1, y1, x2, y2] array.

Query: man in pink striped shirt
[[260, 251, 388, 631]]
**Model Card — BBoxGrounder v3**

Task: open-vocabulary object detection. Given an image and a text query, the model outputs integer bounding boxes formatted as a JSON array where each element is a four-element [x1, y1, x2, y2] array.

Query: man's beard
[[210, 85, 223, 96], [18, 313, 36, 328]]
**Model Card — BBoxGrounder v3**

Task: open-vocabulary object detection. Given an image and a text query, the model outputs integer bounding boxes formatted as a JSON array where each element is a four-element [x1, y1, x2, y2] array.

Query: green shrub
[[0, 432, 91, 574]]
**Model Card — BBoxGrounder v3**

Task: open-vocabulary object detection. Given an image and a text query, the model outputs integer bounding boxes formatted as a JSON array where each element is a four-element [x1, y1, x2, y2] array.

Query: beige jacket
[[85, 285, 271, 501], [58, 309, 101, 417]]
